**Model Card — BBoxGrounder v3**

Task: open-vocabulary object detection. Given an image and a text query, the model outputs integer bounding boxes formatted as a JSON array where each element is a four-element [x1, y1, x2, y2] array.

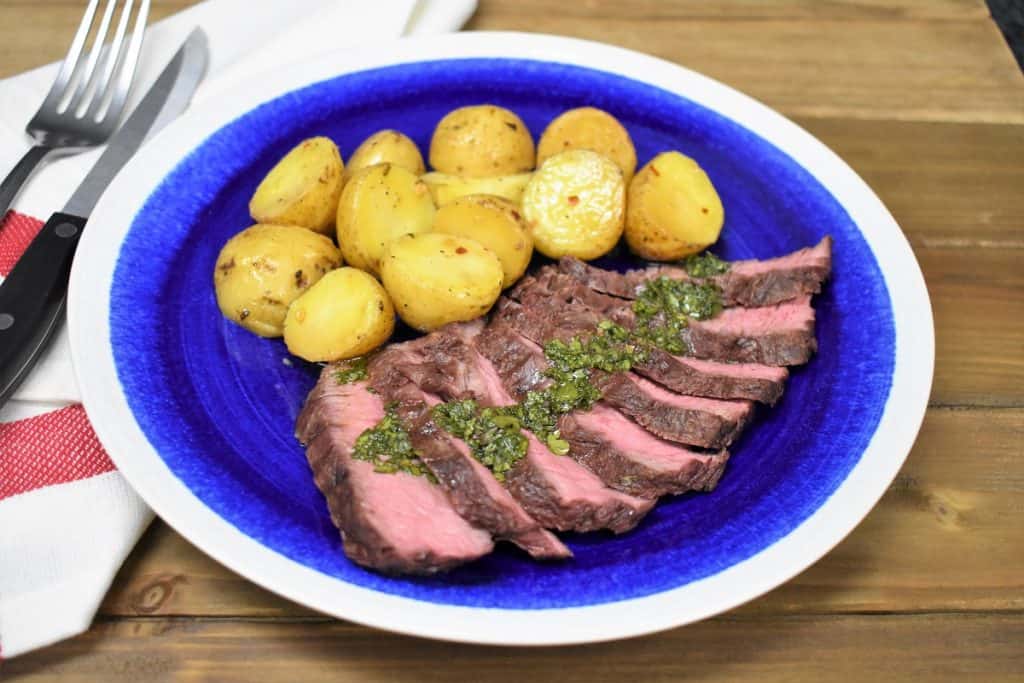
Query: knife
[[0, 28, 210, 407]]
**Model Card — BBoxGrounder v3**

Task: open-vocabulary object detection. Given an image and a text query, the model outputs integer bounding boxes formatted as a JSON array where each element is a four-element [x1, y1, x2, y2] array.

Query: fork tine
[[39, 0, 101, 108], [64, 0, 120, 115], [84, 0, 136, 120], [96, 0, 150, 124]]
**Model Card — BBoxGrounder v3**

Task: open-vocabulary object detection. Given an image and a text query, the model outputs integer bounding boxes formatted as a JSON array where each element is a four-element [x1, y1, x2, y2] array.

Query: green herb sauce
[[333, 356, 368, 384], [632, 277, 723, 353], [351, 406, 433, 480], [684, 251, 730, 278], [433, 399, 528, 482]]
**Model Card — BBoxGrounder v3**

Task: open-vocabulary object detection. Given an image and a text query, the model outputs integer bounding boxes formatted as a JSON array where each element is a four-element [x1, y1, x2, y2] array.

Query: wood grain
[[466, 5, 1024, 124], [4, 2, 1023, 123], [796, 119, 1024, 248], [97, 407, 1024, 619], [6, 614, 1023, 682]]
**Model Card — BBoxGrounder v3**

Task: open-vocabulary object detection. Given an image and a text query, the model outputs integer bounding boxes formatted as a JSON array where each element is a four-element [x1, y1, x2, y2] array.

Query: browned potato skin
[[346, 129, 425, 177], [625, 151, 725, 261], [433, 194, 533, 288], [248, 137, 344, 236], [283, 267, 395, 361], [381, 232, 504, 332], [536, 107, 638, 183], [429, 105, 535, 177], [335, 163, 436, 276], [214, 224, 341, 337]]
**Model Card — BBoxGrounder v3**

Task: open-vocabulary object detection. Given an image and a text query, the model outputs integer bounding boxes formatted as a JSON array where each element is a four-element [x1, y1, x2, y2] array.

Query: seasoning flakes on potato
[[536, 107, 637, 182], [429, 105, 535, 177], [214, 224, 341, 338], [248, 136, 344, 235], [336, 163, 436, 276], [381, 232, 504, 332], [625, 151, 724, 261], [284, 267, 395, 362], [346, 129, 425, 177], [433, 194, 533, 288], [420, 171, 533, 207], [522, 149, 626, 260]]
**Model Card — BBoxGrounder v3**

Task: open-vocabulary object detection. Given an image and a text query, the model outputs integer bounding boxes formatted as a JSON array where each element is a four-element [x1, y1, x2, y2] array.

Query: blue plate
[[71, 33, 931, 644]]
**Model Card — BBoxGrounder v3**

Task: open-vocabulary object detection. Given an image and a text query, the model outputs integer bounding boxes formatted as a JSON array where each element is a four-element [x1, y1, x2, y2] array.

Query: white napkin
[[0, 0, 475, 658]]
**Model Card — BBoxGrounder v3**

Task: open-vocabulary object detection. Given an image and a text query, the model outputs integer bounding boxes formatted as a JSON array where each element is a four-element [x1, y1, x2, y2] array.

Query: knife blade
[[0, 28, 210, 406]]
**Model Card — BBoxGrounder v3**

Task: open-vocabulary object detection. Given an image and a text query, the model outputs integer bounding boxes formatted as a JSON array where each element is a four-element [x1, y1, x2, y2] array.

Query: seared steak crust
[[557, 236, 832, 308]]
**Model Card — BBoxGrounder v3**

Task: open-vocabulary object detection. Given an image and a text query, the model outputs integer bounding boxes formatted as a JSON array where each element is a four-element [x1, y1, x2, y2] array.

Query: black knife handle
[[0, 212, 87, 405]]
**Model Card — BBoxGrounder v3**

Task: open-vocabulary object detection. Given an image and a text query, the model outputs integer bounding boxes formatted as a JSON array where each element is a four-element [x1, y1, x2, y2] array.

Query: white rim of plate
[[68, 31, 934, 646]]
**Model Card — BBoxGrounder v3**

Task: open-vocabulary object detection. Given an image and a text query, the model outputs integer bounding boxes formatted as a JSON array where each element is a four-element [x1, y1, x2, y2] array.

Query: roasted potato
[[214, 224, 341, 337], [625, 151, 724, 260], [521, 149, 626, 260], [336, 163, 436, 276], [429, 105, 535, 177], [283, 267, 394, 361], [346, 129, 425, 177], [249, 137, 344, 235], [433, 194, 533, 288], [420, 171, 532, 206], [381, 232, 503, 331], [536, 107, 637, 182]]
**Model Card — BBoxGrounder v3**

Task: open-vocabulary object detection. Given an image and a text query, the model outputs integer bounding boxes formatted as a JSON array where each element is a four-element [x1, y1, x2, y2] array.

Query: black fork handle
[[0, 145, 54, 223], [0, 211, 86, 405]]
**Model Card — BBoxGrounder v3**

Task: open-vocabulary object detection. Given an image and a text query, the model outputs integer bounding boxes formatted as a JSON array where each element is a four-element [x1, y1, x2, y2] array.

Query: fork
[[0, 0, 150, 220]]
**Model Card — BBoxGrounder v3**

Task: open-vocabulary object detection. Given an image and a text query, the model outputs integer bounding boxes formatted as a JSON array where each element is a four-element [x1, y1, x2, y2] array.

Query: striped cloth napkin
[[0, 0, 476, 658]]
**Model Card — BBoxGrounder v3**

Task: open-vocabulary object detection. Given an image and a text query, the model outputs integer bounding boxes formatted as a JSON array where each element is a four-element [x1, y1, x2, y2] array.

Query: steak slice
[[681, 295, 817, 366], [632, 352, 788, 405], [391, 323, 655, 534], [558, 236, 832, 307], [489, 302, 753, 447], [592, 371, 753, 448], [490, 300, 787, 403], [295, 372, 493, 575], [509, 276, 817, 367], [560, 405, 730, 499], [369, 350, 571, 560], [477, 322, 730, 499]]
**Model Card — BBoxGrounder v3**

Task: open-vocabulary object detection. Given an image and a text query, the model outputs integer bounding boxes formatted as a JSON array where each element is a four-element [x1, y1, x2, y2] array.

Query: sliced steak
[[509, 278, 817, 367], [681, 295, 817, 366], [592, 371, 753, 448], [368, 350, 571, 560], [295, 372, 493, 575], [487, 303, 753, 447], [488, 304, 787, 403], [631, 352, 788, 405], [391, 323, 655, 534], [560, 405, 730, 499], [476, 322, 730, 498], [557, 236, 832, 307]]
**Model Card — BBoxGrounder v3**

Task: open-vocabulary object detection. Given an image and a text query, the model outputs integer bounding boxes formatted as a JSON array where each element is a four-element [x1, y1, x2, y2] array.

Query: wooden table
[[4, 1, 1023, 680]]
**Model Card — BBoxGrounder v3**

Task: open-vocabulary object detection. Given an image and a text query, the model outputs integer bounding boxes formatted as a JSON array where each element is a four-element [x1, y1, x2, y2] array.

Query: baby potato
[[249, 136, 344, 235], [536, 107, 637, 182], [381, 233, 503, 332], [521, 149, 625, 260], [420, 171, 532, 206], [625, 151, 724, 261], [433, 194, 533, 288], [429, 105, 535, 177], [214, 224, 341, 337], [346, 129, 425, 177], [283, 267, 395, 361], [336, 163, 436, 276]]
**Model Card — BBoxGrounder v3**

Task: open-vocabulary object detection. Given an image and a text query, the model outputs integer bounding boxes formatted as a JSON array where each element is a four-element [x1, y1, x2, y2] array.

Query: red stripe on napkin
[[0, 210, 44, 276], [0, 405, 115, 500]]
